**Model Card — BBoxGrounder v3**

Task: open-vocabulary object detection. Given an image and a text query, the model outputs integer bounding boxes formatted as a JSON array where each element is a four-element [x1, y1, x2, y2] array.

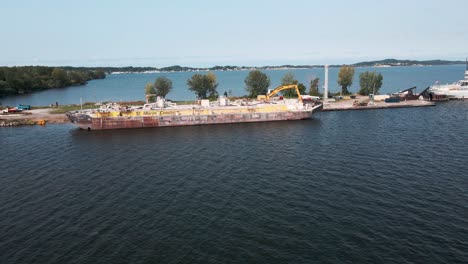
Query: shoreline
[[0, 109, 68, 127]]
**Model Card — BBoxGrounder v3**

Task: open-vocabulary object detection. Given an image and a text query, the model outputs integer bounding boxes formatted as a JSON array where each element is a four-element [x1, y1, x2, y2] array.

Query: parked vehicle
[[17, 104, 31, 110], [2, 108, 22, 113]]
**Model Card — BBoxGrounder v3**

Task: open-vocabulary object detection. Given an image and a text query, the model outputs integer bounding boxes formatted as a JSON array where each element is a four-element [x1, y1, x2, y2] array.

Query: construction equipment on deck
[[265, 84, 303, 103]]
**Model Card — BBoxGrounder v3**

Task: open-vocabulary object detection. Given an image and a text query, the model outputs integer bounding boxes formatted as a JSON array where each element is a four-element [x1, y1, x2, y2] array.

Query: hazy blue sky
[[2, 0, 467, 67]]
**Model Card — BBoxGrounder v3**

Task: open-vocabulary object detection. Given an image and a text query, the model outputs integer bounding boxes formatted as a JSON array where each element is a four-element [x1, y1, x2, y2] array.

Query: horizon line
[[1, 58, 466, 69]]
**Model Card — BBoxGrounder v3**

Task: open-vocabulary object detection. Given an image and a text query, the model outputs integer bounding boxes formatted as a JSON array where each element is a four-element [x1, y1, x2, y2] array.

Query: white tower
[[465, 58, 468, 81], [324, 65, 329, 100]]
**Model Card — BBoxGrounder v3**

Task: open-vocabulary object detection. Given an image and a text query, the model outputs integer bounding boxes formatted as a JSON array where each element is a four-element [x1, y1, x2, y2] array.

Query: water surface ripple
[[1, 102, 467, 263]]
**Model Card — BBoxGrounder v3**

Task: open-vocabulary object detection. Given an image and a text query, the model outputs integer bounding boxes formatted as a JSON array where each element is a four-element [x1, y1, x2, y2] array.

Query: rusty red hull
[[67, 108, 320, 130]]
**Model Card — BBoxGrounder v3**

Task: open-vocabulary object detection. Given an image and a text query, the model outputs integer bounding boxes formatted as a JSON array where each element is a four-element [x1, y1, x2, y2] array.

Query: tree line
[[144, 71, 324, 101], [337, 66, 383, 96], [0, 66, 106, 97], [145, 66, 384, 101]]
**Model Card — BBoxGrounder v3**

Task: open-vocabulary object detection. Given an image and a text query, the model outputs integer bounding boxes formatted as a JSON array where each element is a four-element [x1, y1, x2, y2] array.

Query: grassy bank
[[49, 103, 99, 114]]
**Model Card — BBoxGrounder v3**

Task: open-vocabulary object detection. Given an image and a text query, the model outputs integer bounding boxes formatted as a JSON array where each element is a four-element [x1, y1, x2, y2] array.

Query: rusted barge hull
[[66, 108, 320, 130]]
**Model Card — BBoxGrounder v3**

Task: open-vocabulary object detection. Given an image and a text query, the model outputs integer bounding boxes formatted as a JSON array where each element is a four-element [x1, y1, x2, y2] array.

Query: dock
[[322, 99, 435, 112]]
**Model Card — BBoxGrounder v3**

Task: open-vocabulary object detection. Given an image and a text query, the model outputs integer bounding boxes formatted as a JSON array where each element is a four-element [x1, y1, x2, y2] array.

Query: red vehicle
[[2, 108, 22, 113]]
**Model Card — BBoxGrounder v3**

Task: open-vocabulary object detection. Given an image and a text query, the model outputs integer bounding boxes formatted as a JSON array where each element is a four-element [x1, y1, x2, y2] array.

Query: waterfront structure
[[67, 85, 322, 130]]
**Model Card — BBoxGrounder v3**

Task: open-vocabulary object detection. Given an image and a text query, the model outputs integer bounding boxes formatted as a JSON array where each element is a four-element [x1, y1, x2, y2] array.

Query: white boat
[[428, 61, 468, 99]]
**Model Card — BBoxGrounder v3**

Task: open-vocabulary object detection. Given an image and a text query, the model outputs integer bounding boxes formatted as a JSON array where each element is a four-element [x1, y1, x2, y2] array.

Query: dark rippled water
[[1, 102, 467, 263]]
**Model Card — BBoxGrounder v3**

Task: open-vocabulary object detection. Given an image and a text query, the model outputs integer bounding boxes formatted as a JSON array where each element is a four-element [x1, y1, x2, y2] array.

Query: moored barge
[[66, 85, 322, 130]]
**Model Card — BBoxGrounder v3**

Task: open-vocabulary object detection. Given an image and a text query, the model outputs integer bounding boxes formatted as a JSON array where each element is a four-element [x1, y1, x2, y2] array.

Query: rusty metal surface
[[69, 109, 317, 130]]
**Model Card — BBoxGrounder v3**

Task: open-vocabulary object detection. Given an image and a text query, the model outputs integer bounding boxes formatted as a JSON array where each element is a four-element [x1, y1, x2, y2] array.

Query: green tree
[[20, 72, 33, 93], [0, 80, 8, 98], [309, 77, 320, 96], [4, 69, 20, 93], [244, 70, 270, 98], [30, 77, 44, 91], [359, 71, 383, 95], [297, 83, 306, 95], [206, 72, 218, 97], [154, 76, 173, 98], [187, 72, 219, 99], [32, 66, 51, 77], [145, 83, 156, 102], [51, 68, 68, 87], [337, 65, 355, 95], [281, 72, 298, 86], [280, 72, 299, 97], [0, 68, 5, 81], [0, 66, 106, 96], [68, 71, 86, 85]]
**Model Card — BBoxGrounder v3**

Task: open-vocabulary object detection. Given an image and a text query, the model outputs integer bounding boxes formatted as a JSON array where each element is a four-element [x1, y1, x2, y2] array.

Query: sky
[[1, 0, 468, 67]]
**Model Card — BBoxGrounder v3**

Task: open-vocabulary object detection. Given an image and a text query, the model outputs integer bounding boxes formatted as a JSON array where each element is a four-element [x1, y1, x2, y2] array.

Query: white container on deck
[[201, 100, 210, 107]]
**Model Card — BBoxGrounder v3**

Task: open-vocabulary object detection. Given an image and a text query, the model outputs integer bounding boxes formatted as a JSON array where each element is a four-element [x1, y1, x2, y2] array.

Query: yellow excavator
[[258, 84, 303, 103]]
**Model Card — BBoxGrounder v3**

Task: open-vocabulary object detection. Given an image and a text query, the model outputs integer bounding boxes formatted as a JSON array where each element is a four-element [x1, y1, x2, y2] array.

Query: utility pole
[[324, 65, 329, 100]]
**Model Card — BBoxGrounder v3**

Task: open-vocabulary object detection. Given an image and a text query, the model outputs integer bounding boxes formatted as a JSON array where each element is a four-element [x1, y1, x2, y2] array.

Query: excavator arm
[[265, 84, 303, 103]]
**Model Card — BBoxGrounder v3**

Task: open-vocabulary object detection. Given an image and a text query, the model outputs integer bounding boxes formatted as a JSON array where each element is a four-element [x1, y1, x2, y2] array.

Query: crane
[[265, 84, 303, 103]]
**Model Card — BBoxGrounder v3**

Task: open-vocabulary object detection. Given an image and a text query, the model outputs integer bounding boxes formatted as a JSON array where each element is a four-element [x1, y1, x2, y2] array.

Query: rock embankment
[[0, 119, 38, 127]]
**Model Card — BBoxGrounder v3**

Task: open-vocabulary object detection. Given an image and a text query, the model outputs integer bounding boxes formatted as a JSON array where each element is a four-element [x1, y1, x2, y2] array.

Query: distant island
[[351, 58, 465, 67], [98, 58, 466, 73], [0, 59, 465, 97]]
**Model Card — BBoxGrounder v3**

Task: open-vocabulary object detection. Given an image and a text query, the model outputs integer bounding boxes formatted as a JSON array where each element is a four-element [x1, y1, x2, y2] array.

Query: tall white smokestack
[[324, 65, 329, 100]]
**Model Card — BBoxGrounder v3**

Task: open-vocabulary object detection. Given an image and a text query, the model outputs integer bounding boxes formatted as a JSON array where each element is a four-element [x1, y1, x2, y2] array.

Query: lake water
[[0, 65, 466, 106], [1, 66, 468, 263]]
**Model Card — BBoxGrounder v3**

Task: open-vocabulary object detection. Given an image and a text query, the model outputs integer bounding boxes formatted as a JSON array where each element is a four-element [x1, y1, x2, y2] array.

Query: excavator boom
[[265, 84, 303, 103]]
